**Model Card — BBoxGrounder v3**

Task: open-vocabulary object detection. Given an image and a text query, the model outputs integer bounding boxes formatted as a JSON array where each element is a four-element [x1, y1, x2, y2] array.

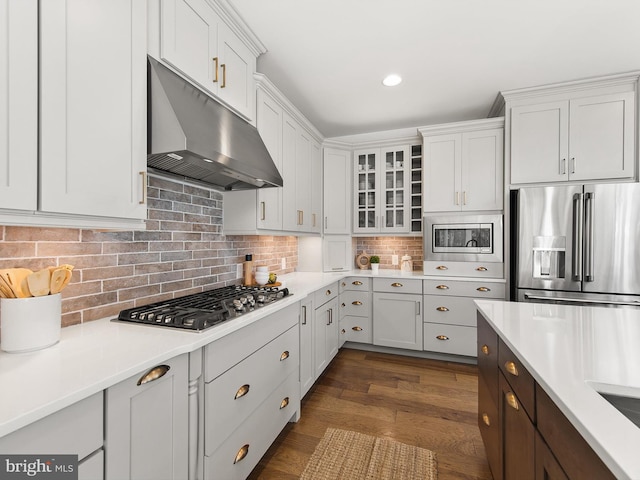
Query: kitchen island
[[475, 299, 640, 480]]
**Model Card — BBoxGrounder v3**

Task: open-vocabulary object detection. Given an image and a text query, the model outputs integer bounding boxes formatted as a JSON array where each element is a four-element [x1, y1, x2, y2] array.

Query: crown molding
[[418, 117, 505, 136]]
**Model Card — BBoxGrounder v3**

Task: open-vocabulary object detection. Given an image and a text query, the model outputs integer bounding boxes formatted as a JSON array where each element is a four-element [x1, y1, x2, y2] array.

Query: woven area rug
[[300, 428, 437, 480]]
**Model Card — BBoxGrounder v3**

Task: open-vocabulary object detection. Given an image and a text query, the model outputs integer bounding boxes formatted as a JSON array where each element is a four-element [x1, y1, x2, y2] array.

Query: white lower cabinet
[[300, 296, 315, 397], [372, 278, 423, 351], [423, 278, 506, 357], [202, 303, 300, 479], [314, 284, 340, 379], [105, 354, 189, 480], [0, 392, 104, 480], [338, 278, 372, 345]]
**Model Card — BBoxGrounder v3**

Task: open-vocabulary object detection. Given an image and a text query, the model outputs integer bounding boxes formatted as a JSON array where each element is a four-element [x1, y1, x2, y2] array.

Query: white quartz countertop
[[475, 300, 640, 480], [0, 269, 503, 439]]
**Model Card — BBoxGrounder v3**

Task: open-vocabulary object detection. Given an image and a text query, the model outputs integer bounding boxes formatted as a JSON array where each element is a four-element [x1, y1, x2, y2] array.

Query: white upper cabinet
[[159, 0, 256, 120], [421, 118, 504, 213], [39, 0, 147, 222], [0, 0, 38, 211], [504, 73, 638, 185], [353, 145, 413, 234], [323, 148, 351, 234]]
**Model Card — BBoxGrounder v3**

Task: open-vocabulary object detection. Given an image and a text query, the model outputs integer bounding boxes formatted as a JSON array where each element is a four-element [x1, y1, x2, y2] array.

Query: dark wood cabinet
[[477, 310, 616, 480]]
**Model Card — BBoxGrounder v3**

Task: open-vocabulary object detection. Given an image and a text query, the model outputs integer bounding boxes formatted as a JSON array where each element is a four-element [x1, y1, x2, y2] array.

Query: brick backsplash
[[0, 174, 297, 327], [355, 237, 423, 271]]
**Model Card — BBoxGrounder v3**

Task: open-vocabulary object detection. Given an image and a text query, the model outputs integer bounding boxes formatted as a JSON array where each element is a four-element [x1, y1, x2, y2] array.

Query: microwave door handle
[[584, 192, 594, 282], [572, 193, 584, 282]]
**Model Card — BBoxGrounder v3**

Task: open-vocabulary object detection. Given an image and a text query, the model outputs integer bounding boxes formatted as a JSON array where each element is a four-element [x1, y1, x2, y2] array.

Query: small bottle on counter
[[243, 254, 253, 286]]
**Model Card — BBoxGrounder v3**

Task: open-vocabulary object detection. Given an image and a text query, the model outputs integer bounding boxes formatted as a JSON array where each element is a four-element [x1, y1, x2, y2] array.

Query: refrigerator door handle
[[524, 293, 640, 307], [572, 193, 584, 282], [584, 192, 595, 282]]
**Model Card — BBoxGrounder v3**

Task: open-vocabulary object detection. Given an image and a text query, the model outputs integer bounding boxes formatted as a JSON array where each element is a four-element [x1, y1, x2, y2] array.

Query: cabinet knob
[[137, 364, 170, 386], [391, 282, 403, 287], [506, 391, 520, 411], [280, 397, 290, 410], [436, 306, 449, 312], [352, 280, 363, 286], [352, 326, 363, 331], [341, 329, 346, 334], [326, 289, 332, 296], [436, 284, 449, 290], [476, 266, 488, 272], [341, 303, 346, 307], [234, 444, 250, 464], [436, 335, 449, 341], [352, 300, 363, 306], [477, 287, 491, 292], [504, 360, 519, 376], [436, 265, 448, 270], [481, 344, 490, 355], [482, 413, 491, 426], [280, 350, 290, 361], [234, 384, 250, 400], [341, 282, 346, 287]]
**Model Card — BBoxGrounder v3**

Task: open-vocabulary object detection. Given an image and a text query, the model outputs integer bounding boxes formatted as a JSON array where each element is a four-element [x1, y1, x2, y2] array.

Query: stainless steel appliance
[[424, 214, 503, 263], [514, 183, 640, 307], [115, 285, 291, 331]]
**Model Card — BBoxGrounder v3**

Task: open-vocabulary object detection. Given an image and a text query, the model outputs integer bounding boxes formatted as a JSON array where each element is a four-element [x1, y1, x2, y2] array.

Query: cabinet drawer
[[423, 279, 505, 298], [423, 323, 476, 356], [204, 371, 299, 480], [498, 338, 535, 421], [78, 448, 104, 480], [339, 290, 371, 317], [204, 302, 298, 382], [373, 277, 422, 294], [424, 261, 504, 278], [478, 375, 502, 480], [339, 276, 371, 293], [314, 281, 339, 306], [423, 295, 477, 327], [0, 392, 103, 460], [204, 324, 298, 456], [340, 315, 373, 344]]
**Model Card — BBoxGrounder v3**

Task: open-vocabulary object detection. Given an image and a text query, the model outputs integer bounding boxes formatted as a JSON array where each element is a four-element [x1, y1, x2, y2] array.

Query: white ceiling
[[228, 0, 640, 139]]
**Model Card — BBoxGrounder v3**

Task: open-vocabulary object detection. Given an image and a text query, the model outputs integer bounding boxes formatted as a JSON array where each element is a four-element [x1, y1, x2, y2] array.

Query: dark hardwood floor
[[248, 348, 493, 479]]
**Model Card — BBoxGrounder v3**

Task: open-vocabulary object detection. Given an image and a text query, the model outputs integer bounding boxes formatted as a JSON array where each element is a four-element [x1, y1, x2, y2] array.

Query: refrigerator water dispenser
[[532, 236, 566, 279]]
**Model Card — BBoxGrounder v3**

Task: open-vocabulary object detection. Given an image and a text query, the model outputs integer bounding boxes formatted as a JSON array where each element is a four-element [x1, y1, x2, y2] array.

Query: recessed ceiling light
[[382, 74, 402, 87]]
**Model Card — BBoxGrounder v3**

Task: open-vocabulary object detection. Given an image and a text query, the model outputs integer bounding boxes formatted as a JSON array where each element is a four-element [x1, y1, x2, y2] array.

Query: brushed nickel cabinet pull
[[505, 360, 519, 376], [137, 365, 170, 386], [280, 397, 290, 409], [481, 344, 490, 355], [301, 305, 307, 325], [560, 158, 566, 175], [506, 391, 519, 410], [221, 63, 226, 88], [139, 171, 147, 205], [352, 280, 363, 286], [436, 335, 449, 341], [476, 266, 488, 271], [463, 191, 467, 205], [436, 284, 449, 290], [571, 157, 576, 174], [234, 384, 250, 399], [482, 413, 491, 426], [436, 306, 449, 312], [352, 326, 363, 331], [436, 265, 448, 270], [477, 287, 491, 292], [455, 191, 460, 205], [234, 444, 249, 464], [391, 282, 403, 287], [280, 350, 290, 361], [329, 308, 333, 325], [352, 300, 363, 306], [312, 213, 316, 227], [212, 57, 219, 83], [260, 201, 266, 220]]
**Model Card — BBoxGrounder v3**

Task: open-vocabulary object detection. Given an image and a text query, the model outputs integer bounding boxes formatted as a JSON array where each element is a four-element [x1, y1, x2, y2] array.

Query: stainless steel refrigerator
[[514, 183, 640, 307]]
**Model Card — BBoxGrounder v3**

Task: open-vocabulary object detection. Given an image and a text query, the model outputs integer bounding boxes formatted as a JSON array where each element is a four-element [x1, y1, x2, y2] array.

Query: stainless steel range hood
[[147, 57, 282, 190]]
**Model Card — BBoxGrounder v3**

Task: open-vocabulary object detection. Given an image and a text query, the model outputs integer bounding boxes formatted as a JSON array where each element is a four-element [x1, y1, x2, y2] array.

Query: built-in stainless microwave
[[424, 214, 503, 263]]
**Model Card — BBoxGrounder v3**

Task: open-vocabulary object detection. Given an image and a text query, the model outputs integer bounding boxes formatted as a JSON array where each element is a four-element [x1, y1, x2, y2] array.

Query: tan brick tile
[[102, 242, 149, 254], [161, 279, 194, 293], [103, 275, 149, 291], [83, 302, 134, 322], [0, 242, 36, 259], [135, 262, 173, 274], [82, 265, 134, 281], [119, 285, 162, 302], [37, 242, 102, 257], [5, 226, 80, 242], [62, 312, 82, 327]]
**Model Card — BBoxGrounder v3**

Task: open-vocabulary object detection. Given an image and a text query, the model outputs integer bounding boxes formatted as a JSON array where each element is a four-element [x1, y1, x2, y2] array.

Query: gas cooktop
[[115, 285, 291, 331]]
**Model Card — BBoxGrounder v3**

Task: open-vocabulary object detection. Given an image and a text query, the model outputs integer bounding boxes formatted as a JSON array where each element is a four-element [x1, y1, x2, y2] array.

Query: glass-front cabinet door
[[353, 146, 412, 234]]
